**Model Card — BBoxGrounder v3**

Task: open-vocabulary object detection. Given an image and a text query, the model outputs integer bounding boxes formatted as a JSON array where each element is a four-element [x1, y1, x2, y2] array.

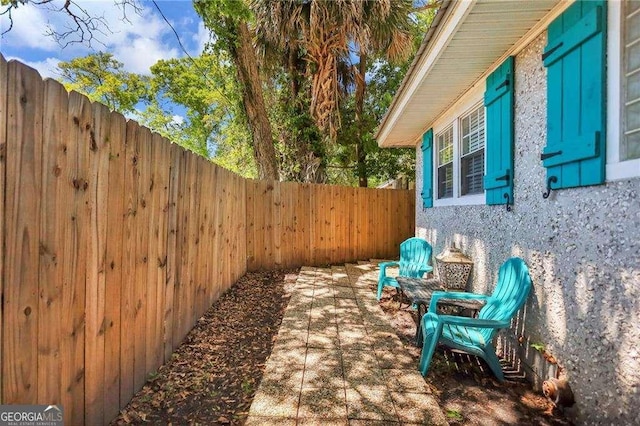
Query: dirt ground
[[111, 268, 573, 425]]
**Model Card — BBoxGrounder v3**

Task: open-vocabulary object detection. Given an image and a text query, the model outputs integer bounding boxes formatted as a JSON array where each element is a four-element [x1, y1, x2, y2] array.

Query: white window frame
[[607, 0, 640, 180], [431, 85, 485, 207]]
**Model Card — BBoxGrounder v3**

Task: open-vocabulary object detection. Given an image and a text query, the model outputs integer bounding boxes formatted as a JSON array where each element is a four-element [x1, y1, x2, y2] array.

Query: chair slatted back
[[398, 237, 432, 278], [477, 257, 532, 342]]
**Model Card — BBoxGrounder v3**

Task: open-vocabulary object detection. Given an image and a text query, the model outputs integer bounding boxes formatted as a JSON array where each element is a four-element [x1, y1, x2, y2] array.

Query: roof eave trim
[[376, 0, 477, 148]]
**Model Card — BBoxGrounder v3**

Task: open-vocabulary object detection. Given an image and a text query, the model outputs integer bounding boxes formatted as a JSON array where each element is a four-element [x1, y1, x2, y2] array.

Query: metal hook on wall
[[503, 193, 512, 212], [542, 176, 558, 199]]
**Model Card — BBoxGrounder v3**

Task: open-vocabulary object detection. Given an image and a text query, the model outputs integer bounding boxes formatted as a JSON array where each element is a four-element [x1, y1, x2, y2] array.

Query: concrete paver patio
[[246, 262, 448, 425]]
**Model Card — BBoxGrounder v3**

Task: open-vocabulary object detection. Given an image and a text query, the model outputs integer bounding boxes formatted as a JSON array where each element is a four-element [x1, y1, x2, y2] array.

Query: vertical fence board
[[133, 126, 151, 393], [153, 135, 170, 372], [172, 150, 187, 347], [103, 110, 127, 422], [0, 54, 7, 405], [65, 90, 92, 425], [119, 119, 139, 407], [164, 144, 180, 362], [84, 101, 111, 424], [37, 78, 67, 407], [3, 60, 43, 405]]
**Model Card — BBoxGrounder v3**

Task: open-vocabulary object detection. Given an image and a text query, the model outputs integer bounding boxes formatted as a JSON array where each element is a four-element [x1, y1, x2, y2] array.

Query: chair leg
[[482, 346, 505, 382], [418, 313, 443, 376], [376, 280, 384, 300]]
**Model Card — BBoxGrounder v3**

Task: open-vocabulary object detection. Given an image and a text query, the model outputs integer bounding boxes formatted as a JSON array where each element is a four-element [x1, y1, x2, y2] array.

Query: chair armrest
[[428, 291, 490, 312], [437, 314, 510, 329], [418, 266, 434, 277], [379, 261, 399, 277]]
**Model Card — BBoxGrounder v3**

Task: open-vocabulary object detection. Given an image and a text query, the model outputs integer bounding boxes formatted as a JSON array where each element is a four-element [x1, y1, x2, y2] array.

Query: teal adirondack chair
[[377, 237, 433, 300], [418, 257, 532, 381]]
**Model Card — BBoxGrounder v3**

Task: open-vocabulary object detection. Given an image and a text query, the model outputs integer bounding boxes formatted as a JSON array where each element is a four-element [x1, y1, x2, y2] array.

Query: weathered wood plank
[[84, 99, 111, 425], [103, 109, 127, 422], [119, 119, 139, 407], [163, 144, 180, 362], [133, 126, 151, 393], [3, 60, 43, 405], [37, 78, 67, 407], [0, 54, 7, 405], [64, 89, 92, 425], [152, 134, 170, 372]]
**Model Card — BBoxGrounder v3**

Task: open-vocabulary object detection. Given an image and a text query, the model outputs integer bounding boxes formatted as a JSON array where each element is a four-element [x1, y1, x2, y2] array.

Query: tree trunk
[[355, 51, 368, 188], [231, 20, 279, 181]]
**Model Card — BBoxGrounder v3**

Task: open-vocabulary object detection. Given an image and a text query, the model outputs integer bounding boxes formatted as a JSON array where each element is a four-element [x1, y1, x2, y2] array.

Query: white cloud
[[1, 0, 184, 74], [0, 4, 59, 51], [5, 55, 62, 79], [171, 115, 185, 125], [191, 21, 210, 55]]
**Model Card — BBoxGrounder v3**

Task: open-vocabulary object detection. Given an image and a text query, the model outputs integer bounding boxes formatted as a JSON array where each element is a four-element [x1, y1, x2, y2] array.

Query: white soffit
[[377, 0, 563, 148]]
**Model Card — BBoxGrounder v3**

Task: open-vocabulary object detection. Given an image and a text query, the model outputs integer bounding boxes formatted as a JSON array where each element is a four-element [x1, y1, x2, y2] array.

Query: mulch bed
[[112, 268, 573, 426], [111, 269, 297, 425]]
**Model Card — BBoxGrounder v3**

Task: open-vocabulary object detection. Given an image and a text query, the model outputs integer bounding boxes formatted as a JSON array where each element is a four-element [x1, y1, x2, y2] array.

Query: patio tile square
[[306, 347, 342, 365], [361, 316, 391, 329], [348, 420, 399, 426], [307, 332, 340, 349], [298, 419, 348, 426], [389, 391, 448, 425], [334, 286, 357, 299], [342, 351, 385, 387], [308, 317, 337, 330], [336, 314, 365, 327], [374, 349, 417, 370], [245, 416, 297, 426], [344, 385, 397, 421], [315, 269, 333, 280], [302, 362, 345, 390], [298, 387, 347, 419], [381, 369, 430, 393], [283, 308, 312, 322], [373, 337, 405, 352], [335, 297, 359, 308], [274, 328, 308, 348], [338, 325, 367, 339], [249, 383, 300, 418], [261, 364, 305, 390], [279, 317, 310, 332], [268, 345, 307, 366]]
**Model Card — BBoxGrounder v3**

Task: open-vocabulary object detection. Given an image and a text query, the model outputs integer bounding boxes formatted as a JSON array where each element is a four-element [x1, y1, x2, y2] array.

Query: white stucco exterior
[[414, 29, 640, 425]]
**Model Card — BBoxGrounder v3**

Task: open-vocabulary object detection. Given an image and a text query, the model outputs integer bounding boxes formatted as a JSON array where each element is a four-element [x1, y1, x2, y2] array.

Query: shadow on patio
[[247, 262, 571, 426]]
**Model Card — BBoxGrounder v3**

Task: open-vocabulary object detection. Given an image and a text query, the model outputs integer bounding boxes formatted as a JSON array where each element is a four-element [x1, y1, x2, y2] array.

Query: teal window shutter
[[484, 56, 514, 207], [421, 129, 433, 208], [542, 0, 606, 190]]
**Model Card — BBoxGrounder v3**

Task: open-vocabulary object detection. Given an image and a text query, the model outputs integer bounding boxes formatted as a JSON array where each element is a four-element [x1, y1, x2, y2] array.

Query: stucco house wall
[[415, 32, 640, 425]]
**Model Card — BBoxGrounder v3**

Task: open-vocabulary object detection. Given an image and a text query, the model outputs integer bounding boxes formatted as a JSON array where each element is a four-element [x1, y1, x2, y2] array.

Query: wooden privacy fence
[[0, 56, 414, 425]]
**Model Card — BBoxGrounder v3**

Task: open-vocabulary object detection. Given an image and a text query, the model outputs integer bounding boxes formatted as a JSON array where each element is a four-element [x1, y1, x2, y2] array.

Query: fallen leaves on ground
[[111, 269, 297, 426]]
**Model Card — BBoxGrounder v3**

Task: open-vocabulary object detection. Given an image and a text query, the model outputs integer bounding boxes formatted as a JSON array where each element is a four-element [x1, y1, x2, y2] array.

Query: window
[[460, 106, 485, 195], [623, 0, 640, 161], [436, 126, 453, 199], [432, 101, 486, 204]]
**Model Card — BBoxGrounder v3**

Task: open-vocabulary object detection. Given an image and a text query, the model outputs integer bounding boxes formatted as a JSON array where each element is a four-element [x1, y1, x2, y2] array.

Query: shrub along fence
[[0, 56, 414, 424]]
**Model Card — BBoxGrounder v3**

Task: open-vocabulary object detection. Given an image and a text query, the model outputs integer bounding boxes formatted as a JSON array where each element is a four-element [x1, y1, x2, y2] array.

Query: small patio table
[[396, 277, 485, 346]]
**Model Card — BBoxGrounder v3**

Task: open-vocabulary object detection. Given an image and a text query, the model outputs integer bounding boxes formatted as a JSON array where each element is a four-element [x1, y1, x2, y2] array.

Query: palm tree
[[252, 0, 414, 186]]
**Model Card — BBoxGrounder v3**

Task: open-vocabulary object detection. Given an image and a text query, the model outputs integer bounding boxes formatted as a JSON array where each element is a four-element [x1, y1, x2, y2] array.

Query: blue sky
[[0, 0, 208, 79]]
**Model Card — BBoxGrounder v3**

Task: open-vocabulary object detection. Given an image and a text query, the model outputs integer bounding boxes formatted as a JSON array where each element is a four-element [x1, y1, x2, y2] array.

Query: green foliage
[[531, 342, 546, 352], [446, 409, 464, 421], [58, 52, 149, 113]]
